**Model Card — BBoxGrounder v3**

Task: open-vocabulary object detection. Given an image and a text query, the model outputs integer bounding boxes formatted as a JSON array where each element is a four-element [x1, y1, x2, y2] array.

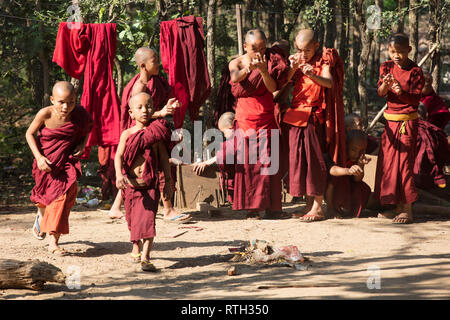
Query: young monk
[[282, 29, 334, 222], [26, 81, 92, 254], [325, 130, 372, 218], [228, 29, 289, 219], [420, 71, 450, 130], [192, 112, 236, 203], [375, 33, 425, 224], [109, 47, 191, 224], [344, 113, 379, 155], [115, 92, 173, 272]]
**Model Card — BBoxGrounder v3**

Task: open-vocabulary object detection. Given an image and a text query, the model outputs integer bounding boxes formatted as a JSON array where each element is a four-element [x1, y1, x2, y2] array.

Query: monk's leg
[[392, 202, 413, 224], [140, 237, 156, 272], [48, 233, 67, 255], [108, 190, 124, 219], [162, 198, 191, 222], [325, 184, 340, 219], [300, 195, 325, 222], [33, 206, 46, 239]]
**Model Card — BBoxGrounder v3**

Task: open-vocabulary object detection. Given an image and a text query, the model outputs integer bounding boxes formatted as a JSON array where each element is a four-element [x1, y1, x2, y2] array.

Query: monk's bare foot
[[300, 207, 325, 222], [108, 208, 124, 219], [246, 210, 261, 220], [392, 212, 413, 224], [163, 207, 192, 224]]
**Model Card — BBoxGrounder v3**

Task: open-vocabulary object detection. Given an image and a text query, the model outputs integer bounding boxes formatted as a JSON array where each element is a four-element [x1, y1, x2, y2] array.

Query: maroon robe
[[122, 119, 171, 242], [31, 106, 93, 206], [230, 48, 288, 212], [216, 136, 237, 203], [414, 119, 450, 188], [420, 90, 450, 130], [375, 60, 424, 205]]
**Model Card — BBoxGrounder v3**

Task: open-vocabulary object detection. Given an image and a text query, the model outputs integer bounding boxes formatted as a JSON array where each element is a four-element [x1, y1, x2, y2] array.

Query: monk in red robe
[[325, 130, 372, 218], [109, 47, 191, 224], [26, 81, 92, 255], [115, 92, 173, 272], [282, 29, 342, 222], [344, 113, 379, 155], [375, 33, 425, 224], [420, 71, 450, 130], [228, 29, 288, 219]]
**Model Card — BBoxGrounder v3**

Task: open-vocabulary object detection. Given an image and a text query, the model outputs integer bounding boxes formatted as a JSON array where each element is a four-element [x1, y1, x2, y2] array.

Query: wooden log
[[0, 259, 66, 291], [413, 203, 450, 216], [417, 188, 450, 207]]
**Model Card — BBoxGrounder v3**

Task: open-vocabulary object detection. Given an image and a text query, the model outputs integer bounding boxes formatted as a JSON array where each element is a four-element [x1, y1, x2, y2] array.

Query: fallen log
[[0, 259, 66, 291], [417, 188, 450, 207], [413, 203, 450, 216]]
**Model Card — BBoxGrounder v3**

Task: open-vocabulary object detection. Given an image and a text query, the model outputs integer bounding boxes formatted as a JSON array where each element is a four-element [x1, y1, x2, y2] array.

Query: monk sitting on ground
[[26, 81, 92, 255], [375, 33, 425, 224], [325, 130, 372, 218], [344, 113, 379, 155], [115, 92, 173, 272], [420, 71, 450, 131], [109, 47, 191, 224]]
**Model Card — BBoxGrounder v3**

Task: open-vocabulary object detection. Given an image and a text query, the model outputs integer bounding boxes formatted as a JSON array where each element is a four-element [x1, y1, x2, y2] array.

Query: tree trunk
[[428, 0, 443, 93], [339, 0, 351, 113], [394, 0, 406, 33], [204, 0, 217, 129], [0, 259, 66, 291], [354, 0, 373, 126], [114, 57, 123, 100], [243, 0, 255, 31], [36, 0, 50, 107], [409, 0, 419, 61], [236, 4, 244, 55], [275, 0, 284, 40], [351, 16, 361, 110], [325, 0, 337, 48]]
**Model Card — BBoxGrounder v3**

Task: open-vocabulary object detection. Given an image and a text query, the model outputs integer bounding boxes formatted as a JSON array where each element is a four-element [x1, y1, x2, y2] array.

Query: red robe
[[283, 49, 347, 200], [414, 119, 450, 188], [420, 90, 450, 130], [160, 16, 211, 128], [122, 119, 171, 242], [31, 106, 92, 206], [216, 136, 237, 203], [230, 48, 288, 211], [375, 59, 425, 205], [52, 22, 120, 148]]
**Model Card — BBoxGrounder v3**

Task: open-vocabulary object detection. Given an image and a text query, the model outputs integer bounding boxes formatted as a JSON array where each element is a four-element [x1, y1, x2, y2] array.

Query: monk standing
[[375, 33, 425, 224], [228, 29, 288, 219], [108, 47, 191, 224], [26, 81, 92, 255], [282, 29, 335, 222]]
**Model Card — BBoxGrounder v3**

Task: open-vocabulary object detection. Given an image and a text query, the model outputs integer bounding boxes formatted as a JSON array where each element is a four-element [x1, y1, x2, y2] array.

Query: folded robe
[[31, 106, 93, 206], [52, 22, 120, 148], [122, 119, 171, 242], [230, 47, 288, 211]]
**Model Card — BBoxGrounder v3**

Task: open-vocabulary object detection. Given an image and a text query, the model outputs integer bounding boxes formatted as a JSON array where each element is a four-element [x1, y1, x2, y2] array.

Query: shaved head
[[388, 33, 410, 48], [295, 29, 318, 46], [218, 112, 235, 130], [129, 92, 153, 109], [52, 81, 75, 96], [344, 113, 363, 130], [134, 47, 157, 66], [245, 29, 267, 44]]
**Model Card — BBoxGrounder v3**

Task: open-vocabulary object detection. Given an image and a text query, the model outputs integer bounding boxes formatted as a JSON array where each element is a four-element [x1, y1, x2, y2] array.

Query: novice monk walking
[[282, 29, 337, 222], [26, 81, 92, 255], [109, 47, 191, 224], [115, 92, 173, 271], [375, 33, 425, 224]]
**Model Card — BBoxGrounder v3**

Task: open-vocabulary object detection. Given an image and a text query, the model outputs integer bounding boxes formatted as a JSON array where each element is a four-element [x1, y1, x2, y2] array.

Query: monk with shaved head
[[282, 28, 346, 221], [109, 47, 192, 224], [228, 29, 289, 219], [26, 81, 92, 254]]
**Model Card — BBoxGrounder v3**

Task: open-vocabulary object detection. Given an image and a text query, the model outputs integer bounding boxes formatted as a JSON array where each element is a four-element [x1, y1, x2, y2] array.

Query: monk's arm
[[229, 59, 251, 83], [329, 165, 351, 177], [131, 68, 149, 97], [114, 131, 129, 189], [25, 108, 52, 171], [308, 64, 333, 88], [259, 68, 277, 93]]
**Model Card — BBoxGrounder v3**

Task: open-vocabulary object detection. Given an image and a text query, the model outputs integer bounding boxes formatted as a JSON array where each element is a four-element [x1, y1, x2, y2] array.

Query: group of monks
[[25, 26, 449, 271]]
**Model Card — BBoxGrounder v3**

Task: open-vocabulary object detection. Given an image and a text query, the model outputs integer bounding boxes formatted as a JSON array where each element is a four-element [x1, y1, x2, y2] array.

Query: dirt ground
[[0, 200, 449, 300]]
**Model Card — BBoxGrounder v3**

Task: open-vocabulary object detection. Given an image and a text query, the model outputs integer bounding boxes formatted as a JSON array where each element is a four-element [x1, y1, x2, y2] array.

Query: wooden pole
[[366, 43, 439, 133], [236, 4, 243, 56]]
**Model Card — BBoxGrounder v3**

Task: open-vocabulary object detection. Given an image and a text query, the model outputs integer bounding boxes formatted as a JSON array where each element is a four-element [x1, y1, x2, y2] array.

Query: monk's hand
[[253, 53, 268, 73], [348, 165, 363, 177], [382, 73, 394, 87], [192, 162, 208, 176], [37, 156, 52, 172], [161, 98, 179, 117], [357, 154, 371, 167], [300, 63, 314, 77], [116, 174, 129, 190], [289, 53, 301, 70], [73, 144, 85, 157], [391, 80, 403, 95]]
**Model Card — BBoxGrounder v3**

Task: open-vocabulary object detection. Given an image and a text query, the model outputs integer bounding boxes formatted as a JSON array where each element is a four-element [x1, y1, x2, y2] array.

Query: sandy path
[[1, 203, 449, 300]]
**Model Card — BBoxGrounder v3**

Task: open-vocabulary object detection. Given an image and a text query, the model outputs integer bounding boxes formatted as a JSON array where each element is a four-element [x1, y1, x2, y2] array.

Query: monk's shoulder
[[36, 106, 53, 120]]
